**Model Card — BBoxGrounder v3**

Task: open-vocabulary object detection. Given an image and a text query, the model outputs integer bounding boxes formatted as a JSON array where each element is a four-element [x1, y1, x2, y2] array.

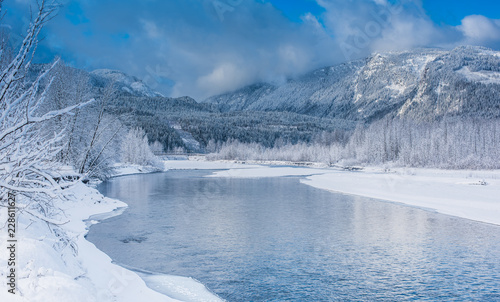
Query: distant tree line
[[209, 118, 500, 169]]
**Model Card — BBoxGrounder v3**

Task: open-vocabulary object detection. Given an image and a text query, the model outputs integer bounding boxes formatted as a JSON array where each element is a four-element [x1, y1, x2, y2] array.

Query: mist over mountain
[[204, 46, 500, 122]]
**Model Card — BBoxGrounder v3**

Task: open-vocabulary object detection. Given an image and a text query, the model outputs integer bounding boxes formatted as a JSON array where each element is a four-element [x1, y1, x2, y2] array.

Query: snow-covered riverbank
[[172, 158, 500, 226], [0, 182, 175, 302], [0, 165, 222, 302], [301, 168, 500, 226], [2, 159, 499, 302]]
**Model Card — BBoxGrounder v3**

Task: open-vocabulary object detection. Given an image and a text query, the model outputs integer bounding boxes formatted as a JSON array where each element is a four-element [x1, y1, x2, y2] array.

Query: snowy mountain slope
[[204, 46, 500, 121], [399, 46, 500, 120], [91, 69, 164, 98], [42, 46, 500, 153], [207, 83, 277, 112]]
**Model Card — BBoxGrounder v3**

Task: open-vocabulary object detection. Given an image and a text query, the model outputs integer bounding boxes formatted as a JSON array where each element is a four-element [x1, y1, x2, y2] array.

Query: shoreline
[[185, 158, 500, 226], [0, 165, 223, 302], [300, 168, 500, 226], [88, 165, 224, 302], [2, 159, 498, 301], [0, 180, 178, 302]]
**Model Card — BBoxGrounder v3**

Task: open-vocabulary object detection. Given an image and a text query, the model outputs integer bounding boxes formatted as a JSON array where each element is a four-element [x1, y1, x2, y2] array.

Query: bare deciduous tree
[[0, 1, 92, 224]]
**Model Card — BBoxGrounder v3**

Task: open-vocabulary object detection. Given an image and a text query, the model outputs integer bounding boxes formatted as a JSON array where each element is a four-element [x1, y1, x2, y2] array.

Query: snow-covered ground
[[166, 156, 329, 170], [302, 167, 500, 226], [0, 165, 223, 302], [164, 157, 262, 170], [111, 163, 165, 177]]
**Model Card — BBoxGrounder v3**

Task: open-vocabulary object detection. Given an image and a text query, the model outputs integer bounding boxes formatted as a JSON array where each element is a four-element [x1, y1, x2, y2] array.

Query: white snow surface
[[111, 163, 164, 176], [302, 168, 500, 226], [164, 158, 262, 170], [0, 166, 222, 302], [457, 66, 500, 85], [207, 166, 327, 178], [136, 272, 221, 302]]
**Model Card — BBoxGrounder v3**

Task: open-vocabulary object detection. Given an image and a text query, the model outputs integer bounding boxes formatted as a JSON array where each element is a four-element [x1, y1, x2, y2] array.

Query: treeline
[[209, 118, 500, 169], [179, 112, 354, 148]]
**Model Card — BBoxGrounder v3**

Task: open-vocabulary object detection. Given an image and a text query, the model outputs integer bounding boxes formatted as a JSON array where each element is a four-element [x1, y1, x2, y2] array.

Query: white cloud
[[316, 0, 441, 59], [141, 20, 162, 39], [316, 0, 500, 59], [6, 0, 500, 99], [39, 0, 339, 99], [458, 15, 500, 43], [196, 63, 254, 97]]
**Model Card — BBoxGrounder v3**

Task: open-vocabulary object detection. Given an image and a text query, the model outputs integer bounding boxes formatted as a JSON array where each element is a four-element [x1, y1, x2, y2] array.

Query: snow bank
[[135, 271, 221, 302], [206, 163, 500, 226], [302, 168, 500, 226], [0, 181, 222, 302], [164, 157, 327, 171], [111, 163, 164, 177], [208, 166, 327, 178]]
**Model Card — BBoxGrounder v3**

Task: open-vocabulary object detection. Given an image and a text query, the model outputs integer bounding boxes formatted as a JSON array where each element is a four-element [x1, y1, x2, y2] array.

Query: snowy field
[[301, 168, 500, 226]]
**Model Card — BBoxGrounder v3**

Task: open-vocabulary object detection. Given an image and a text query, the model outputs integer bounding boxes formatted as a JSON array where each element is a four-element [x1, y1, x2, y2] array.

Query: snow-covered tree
[[208, 118, 500, 169], [45, 62, 93, 164], [0, 1, 92, 223], [121, 128, 158, 166], [149, 140, 164, 155], [75, 81, 126, 178]]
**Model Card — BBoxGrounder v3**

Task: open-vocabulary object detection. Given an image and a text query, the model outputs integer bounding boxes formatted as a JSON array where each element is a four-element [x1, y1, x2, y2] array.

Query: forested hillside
[[44, 64, 355, 153]]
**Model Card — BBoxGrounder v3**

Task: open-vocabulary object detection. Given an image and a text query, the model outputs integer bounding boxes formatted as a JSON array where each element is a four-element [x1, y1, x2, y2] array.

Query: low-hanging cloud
[[458, 15, 500, 47], [32, 0, 338, 100], [4, 0, 500, 100]]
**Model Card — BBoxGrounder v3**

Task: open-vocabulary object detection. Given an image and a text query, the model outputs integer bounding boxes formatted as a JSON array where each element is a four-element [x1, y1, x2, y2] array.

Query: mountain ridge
[[203, 46, 500, 122], [43, 45, 500, 152]]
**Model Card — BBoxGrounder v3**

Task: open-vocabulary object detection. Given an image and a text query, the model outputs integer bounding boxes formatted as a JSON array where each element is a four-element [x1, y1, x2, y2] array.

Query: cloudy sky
[[3, 0, 500, 100]]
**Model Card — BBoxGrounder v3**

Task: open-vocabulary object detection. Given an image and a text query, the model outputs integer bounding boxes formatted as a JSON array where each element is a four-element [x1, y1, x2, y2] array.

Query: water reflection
[[89, 171, 500, 301]]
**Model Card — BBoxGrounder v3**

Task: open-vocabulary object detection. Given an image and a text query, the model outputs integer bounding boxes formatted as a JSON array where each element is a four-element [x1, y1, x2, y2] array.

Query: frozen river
[[87, 170, 500, 301]]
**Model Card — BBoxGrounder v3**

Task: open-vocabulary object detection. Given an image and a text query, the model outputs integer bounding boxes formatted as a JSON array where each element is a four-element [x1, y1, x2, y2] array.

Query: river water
[[87, 170, 500, 301]]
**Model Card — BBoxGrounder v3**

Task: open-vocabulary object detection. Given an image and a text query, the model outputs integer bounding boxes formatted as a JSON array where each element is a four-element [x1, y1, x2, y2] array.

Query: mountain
[[44, 46, 500, 153], [204, 46, 500, 122], [91, 69, 164, 98]]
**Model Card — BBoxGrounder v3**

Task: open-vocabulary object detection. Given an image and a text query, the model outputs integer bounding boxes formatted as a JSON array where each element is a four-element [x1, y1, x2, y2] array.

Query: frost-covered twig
[[0, 1, 91, 228]]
